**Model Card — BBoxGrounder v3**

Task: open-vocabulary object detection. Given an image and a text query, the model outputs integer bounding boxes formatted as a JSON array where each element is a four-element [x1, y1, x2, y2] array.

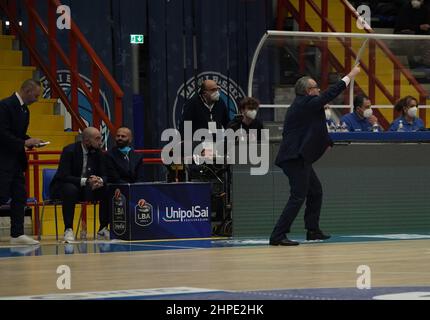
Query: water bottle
[[80, 229, 87, 240], [397, 120, 404, 132], [340, 122, 348, 132]]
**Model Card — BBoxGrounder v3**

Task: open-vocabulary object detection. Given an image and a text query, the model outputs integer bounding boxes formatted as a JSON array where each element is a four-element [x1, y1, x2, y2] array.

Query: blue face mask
[[119, 146, 132, 155]]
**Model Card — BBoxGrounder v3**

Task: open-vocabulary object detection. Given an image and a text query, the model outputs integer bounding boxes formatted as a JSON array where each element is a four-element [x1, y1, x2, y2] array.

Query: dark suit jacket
[[275, 80, 347, 166], [0, 94, 30, 172], [50, 142, 107, 193], [105, 147, 145, 183]]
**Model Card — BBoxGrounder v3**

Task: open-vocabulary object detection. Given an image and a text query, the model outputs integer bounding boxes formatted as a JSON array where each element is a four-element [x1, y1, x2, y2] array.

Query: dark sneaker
[[306, 230, 331, 241], [269, 237, 300, 246]]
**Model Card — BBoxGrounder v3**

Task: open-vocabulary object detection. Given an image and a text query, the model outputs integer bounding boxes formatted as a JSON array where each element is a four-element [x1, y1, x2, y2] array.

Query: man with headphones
[[179, 80, 230, 227]]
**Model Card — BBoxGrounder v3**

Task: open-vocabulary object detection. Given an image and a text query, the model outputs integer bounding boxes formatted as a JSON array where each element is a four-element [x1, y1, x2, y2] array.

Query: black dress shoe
[[269, 238, 299, 246], [306, 230, 331, 241]]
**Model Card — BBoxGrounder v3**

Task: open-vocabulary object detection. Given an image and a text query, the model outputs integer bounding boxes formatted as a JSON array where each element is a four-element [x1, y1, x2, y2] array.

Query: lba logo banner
[[135, 199, 153, 227]]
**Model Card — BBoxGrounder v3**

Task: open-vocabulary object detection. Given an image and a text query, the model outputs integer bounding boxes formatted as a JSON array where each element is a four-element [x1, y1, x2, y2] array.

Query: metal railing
[[0, 0, 124, 134]]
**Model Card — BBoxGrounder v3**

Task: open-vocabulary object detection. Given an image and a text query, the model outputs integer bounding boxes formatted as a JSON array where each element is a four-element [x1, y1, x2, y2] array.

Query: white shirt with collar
[[80, 144, 89, 187], [80, 144, 103, 187], [15, 92, 25, 106]]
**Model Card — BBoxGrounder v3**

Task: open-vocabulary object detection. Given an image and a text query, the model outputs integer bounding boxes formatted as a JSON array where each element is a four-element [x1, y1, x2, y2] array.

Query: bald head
[[82, 127, 102, 150], [200, 80, 220, 104], [19, 79, 41, 105], [115, 127, 133, 148]]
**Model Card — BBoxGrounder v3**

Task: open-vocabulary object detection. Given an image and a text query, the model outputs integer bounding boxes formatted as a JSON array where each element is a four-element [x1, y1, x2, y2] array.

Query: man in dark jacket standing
[[0, 79, 44, 245], [270, 66, 361, 246]]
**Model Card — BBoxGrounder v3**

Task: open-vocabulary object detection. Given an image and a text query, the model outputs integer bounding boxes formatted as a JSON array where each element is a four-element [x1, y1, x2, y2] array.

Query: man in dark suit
[[270, 66, 361, 246], [0, 79, 44, 245], [105, 127, 144, 184], [50, 127, 108, 242]]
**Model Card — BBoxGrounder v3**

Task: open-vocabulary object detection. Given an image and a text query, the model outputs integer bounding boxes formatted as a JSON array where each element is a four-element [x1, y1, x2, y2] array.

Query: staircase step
[[0, 65, 35, 81], [0, 49, 21, 65], [26, 131, 78, 150], [0, 79, 24, 99], [29, 114, 65, 131], [38, 205, 100, 237], [28, 99, 57, 115], [0, 35, 15, 49]]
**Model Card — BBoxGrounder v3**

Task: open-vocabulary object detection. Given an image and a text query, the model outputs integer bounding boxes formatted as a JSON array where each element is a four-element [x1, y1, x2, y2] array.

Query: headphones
[[198, 82, 206, 96]]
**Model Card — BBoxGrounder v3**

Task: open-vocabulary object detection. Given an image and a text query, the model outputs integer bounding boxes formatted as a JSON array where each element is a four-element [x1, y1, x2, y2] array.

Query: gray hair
[[20, 79, 40, 91], [295, 76, 312, 96]]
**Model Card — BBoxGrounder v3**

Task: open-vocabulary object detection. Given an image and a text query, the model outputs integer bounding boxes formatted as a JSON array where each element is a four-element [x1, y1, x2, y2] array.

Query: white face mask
[[210, 91, 220, 102], [325, 109, 332, 120], [411, 0, 422, 9], [363, 108, 373, 118], [246, 110, 257, 120], [407, 106, 418, 118]]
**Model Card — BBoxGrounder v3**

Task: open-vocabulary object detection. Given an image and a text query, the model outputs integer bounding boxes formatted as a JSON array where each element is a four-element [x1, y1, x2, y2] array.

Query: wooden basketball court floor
[[0, 234, 430, 300]]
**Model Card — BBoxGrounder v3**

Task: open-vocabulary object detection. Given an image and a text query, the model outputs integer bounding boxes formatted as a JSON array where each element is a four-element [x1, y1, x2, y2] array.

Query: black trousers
[[270, 158, 323, 242], [51, 183, 109, 231], [0, 166, 27, 238]]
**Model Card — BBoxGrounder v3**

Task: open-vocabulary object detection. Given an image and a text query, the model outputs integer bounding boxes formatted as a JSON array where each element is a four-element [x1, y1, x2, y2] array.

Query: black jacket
[[179, 94, 229, 136], [50, 142, 107, 191], [227, 117, 264, 142], [394, 3, 430, 34], [0, 94, 30, 171], [275, 80, 347, 166], [105, 147, 145, 183]]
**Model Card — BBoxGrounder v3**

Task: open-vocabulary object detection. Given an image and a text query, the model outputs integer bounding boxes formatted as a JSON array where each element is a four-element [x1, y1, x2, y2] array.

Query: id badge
[[208, 121, 217, 134]]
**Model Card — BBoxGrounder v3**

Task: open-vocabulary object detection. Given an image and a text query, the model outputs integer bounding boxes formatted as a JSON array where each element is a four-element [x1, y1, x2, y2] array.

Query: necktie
[[85, 152, 96, 178]]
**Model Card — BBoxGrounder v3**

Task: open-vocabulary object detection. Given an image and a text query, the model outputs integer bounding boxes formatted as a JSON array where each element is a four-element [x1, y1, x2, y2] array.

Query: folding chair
[[38, 169, 61, 240], [38, 168, 97, 241]]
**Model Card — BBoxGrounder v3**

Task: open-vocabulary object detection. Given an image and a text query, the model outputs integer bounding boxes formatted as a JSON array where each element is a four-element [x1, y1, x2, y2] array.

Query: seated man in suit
[[50, 127, 108, 242], [105, 127, 145, 184]]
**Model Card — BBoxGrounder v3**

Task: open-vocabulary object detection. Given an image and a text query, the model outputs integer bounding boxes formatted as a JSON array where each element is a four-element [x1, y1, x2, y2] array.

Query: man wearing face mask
[[105, 127, 145, 183], [270, 66, 361, 246], [50, 127, 108, 242], [324, 104, 338, 132], [179, 79, 229, 137], [340, 95, 379, 132], [389, 96, 425, 131], [227, 97, 264, 142]]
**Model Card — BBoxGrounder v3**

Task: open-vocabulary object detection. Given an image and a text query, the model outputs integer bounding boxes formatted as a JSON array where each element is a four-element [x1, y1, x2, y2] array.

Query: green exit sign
[[130, 34, 144, 44]]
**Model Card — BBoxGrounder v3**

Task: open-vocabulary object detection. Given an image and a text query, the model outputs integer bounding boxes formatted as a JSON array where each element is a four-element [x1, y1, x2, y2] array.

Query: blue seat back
[[42, 169, 57, 201]]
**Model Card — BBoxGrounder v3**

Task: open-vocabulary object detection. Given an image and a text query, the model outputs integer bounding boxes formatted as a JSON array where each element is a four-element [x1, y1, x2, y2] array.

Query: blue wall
[[17, 0, 273, 149]]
